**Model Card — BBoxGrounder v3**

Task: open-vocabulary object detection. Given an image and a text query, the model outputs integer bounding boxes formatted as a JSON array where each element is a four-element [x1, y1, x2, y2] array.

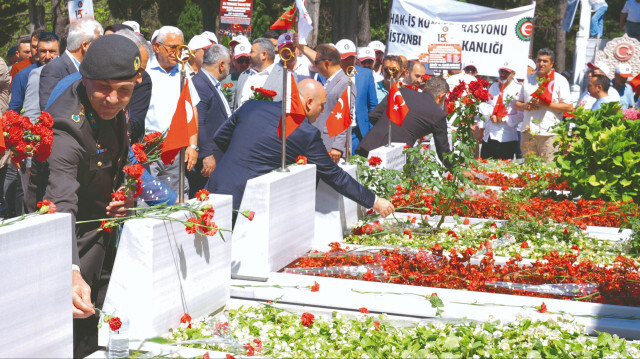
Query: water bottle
[[108, 316, 129, 358]]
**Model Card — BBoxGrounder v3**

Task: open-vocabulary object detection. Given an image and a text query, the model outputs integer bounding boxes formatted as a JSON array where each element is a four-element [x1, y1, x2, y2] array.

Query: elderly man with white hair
[[146, 26, 200, 197], [38, 18, 103, 111]]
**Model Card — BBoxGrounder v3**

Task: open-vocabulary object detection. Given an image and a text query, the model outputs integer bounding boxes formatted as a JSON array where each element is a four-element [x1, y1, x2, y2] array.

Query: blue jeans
[[590, 5, 607, 37]]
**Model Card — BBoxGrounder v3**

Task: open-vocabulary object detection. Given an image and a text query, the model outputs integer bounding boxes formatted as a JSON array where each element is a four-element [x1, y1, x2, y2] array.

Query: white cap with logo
[[368, 40, 385, 54], [357, 47, 376, 61], [336, 39, 357, 59]]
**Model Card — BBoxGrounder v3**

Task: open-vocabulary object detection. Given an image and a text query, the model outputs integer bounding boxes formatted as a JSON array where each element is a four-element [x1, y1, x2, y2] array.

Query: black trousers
[[186, 158, 210, 198], [481, 139, 518, 160]]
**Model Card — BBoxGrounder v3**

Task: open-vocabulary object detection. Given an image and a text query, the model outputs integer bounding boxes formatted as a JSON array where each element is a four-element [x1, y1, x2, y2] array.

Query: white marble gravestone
[[314, 164, 359, 250], [0, 213, 73, 358], [368, 142, 406, 171], [98, 195, 233, 346], [232, 165, 316, 281]]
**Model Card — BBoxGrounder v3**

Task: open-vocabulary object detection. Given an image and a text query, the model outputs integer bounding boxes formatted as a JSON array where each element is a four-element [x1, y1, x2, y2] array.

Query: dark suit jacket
[[356, 88, 452, 166], [206, 100, 376, 212], [39, 52, 78, 111], [352, 65, 379, 154], [192, 69, 229, 162], [127, 70, 152, 143], [312, 70, 355, 155], [27, 79, 129, 287]]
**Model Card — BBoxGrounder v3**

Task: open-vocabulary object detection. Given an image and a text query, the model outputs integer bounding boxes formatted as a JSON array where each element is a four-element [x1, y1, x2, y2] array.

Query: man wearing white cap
[[368, 40, 385, 82], [226, 41, 250, 89], [229, 35, 249, 52], [478, 63, 523, 160], [576, 61, 620, 109], [123, 20, 141, 35], [357, 47, 376, 70], [187, 34, 215, 76], [527, 59, 536, 77], [277, 32, 314, 81], [446, 62, 477, 89], [612, 63, 635, 109]]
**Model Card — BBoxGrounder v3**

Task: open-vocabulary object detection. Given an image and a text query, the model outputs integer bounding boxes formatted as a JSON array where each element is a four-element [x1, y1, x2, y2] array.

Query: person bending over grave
[[206, 78, 395, 223]]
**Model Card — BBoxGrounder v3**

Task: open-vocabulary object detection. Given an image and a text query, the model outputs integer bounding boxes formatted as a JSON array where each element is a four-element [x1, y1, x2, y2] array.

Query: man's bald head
[[298, 78, 326, 123]]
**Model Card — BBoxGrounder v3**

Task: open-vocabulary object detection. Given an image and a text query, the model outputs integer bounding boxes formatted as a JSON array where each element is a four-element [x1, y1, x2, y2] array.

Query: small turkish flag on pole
[[630, 72, 640, 94], [161, 78, 197, 165], [278, 73, 306, 139], [326, 87, 351, 138], [386, 82, 409, 126]]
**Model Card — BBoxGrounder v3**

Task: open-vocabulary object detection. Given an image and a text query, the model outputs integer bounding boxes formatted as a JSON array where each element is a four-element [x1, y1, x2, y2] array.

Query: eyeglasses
[[236, 57, 249, 64], [498, 69, 512, 75], [160, 43, 181, 53]]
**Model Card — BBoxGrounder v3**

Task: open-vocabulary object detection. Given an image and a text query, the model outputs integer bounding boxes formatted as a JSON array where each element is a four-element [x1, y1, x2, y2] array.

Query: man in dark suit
[[206, 78, 395, 220], [232, 37, 286, 110], [356, 75, 452, 167], [312, 44, 355, 162], [26, 35, 141, 357], [38, 19, 103, 111], [188, 44, 232, 197]]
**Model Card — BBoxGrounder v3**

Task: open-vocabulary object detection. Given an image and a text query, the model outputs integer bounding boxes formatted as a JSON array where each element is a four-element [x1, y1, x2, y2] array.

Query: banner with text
[[219, 0, 253, 37], [388, 0, 535, 77], [68, 0, 94, 24]]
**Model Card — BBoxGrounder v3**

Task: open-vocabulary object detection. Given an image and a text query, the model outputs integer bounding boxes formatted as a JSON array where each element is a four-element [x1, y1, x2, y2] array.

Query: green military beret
[[80, 34, 142, 80]]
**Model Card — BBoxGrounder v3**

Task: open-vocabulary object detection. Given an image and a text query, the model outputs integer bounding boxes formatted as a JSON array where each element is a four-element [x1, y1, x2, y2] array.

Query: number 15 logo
[[438, 34, 447, 42]]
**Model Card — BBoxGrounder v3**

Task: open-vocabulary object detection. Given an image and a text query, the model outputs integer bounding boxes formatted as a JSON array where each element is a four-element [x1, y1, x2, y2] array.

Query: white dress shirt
[[292, 55, 315, 81], [517, 72, 571, 136], [204, 69, 232, 117], [145, 57, 201, 133], [478, 81, 523, 143], [239, 63, 276, 107]]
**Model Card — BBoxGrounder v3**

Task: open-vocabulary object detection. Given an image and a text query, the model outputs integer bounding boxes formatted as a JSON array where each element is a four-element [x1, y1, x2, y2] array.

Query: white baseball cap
[[336, 39, 356, 60], [499, 61, 515, 73], [463, 60, 477, 71], [277, 32, 295, 49], [123, 21, 141, 35], [527, 58, 536, 69], [201, 31, 218, 45], [151, 30, 159, 43], [587, 61, 611, 77], [368, 40, 385, 54], [188, 34, 214, 51], [230, 35, 249, 46], [357, 47, 375, 61], [615, 63, 633, 78], [233, 41, 251, 59]]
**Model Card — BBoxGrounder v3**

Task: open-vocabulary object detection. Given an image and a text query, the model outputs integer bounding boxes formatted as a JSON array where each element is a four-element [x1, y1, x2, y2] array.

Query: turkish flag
[[278, 73, 306, 139], [161, 79, 198, 165], [326, 87, 351, 138], [386, 82, 409, 126], [271, 7, 295, 30], [630, 72, 640, 94]]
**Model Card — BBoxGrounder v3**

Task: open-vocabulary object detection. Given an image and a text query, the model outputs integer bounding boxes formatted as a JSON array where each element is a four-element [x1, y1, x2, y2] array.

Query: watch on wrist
[[189, 144, 199, 151]]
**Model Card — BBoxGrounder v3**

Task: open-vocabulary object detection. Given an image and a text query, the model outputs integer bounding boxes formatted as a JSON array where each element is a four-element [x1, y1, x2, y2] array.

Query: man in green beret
[[26, 34, 142, 357]]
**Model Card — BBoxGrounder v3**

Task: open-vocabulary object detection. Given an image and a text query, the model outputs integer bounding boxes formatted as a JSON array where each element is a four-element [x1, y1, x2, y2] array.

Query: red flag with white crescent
[[278, 73, 306, 139], [326, 87, 351, 138], [387, 82, 409, 126], [161, 78, 197, 164]]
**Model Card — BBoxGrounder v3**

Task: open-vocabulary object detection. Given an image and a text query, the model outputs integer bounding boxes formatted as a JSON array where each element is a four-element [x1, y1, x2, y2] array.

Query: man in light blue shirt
[[375, 55, 402, 103], [146, 26, 200, 197], [612, 64, 635, 109], [589, 73, 616, 110]]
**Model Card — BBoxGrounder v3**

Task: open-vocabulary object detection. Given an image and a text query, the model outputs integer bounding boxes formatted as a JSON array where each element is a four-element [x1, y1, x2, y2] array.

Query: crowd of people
[[0, 12, 637, 356]]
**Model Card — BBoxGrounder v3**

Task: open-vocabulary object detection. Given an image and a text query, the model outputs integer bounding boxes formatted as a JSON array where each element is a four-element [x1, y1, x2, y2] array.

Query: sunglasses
[[314, 58, 328, 65], [236, 57, 249, 64], [361, 59, 374, 65]]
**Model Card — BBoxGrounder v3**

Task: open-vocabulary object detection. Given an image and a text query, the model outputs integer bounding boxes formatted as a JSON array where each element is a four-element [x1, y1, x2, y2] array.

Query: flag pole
[[278, 47, 295, 172], [345, 65, 357, 162], [387, 67, 399, 147], [176, 45, 195, 203]]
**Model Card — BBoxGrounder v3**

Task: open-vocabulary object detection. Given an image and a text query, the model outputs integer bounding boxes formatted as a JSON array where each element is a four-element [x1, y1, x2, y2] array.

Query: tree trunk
[[196, 0, 218, 32], [555, 0, 568, 72], [28, 0, 46, 33], [50, 0, 70, 50], [306, 0, 321, 47], [331, 0, 357, 43], [357, 0, 371, 46]]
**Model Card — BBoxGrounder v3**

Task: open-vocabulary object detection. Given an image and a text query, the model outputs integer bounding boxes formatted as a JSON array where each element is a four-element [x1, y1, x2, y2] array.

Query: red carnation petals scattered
[[37, 200, 57, 214], [538, 302, 547, 313], [195, 189, 210, 201], [180, 313, 192, 328]]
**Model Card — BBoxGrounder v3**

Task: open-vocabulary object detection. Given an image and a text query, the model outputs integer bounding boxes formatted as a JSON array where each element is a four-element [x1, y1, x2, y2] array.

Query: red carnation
[[100, 220, 114, 233], [374, 321, 381, 331], [538, 302, 547, 313], [359, 307, 370, 313], [296, 155, 308, 165], [195, 189, 210, 201], [301, 312, 315, 327], [521, 241, 529, 249], [143, 131, 162, 144], [109, 316, 122, 331], [37, 200, 57, 214], [180, 313, 192, 328], [111, 191, 126, 201], [185, 217, 199, 234], [131, 142, 148, 163], [37, 111, 54, 128], [368, 156, 382, 167], [311, 281, 319, 292], [123, 163, 145, 179], [225, 355, 235, 359], [248, 210, 255, 221], [244, 343, 255, 357]]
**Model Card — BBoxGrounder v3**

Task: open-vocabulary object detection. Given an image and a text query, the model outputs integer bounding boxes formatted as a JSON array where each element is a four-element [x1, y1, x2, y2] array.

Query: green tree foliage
[[0, 0, 29, 51], [177, 0, 203, 40]]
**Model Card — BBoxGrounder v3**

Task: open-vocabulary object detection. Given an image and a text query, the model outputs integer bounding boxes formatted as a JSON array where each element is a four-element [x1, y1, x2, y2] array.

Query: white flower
[[493, 330, 503, 339]]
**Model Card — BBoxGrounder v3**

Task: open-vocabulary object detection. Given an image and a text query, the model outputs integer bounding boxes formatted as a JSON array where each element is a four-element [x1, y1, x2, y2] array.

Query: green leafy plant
[[554, 103, 640, 202]]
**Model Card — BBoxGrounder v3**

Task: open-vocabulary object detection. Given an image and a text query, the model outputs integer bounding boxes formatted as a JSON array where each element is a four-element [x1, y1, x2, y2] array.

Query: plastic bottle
[[108, 316, 129, 358]]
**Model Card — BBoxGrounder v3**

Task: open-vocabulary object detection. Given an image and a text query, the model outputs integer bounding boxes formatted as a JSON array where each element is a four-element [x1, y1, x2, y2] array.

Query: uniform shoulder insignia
[[72, 106, 85, 124]]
